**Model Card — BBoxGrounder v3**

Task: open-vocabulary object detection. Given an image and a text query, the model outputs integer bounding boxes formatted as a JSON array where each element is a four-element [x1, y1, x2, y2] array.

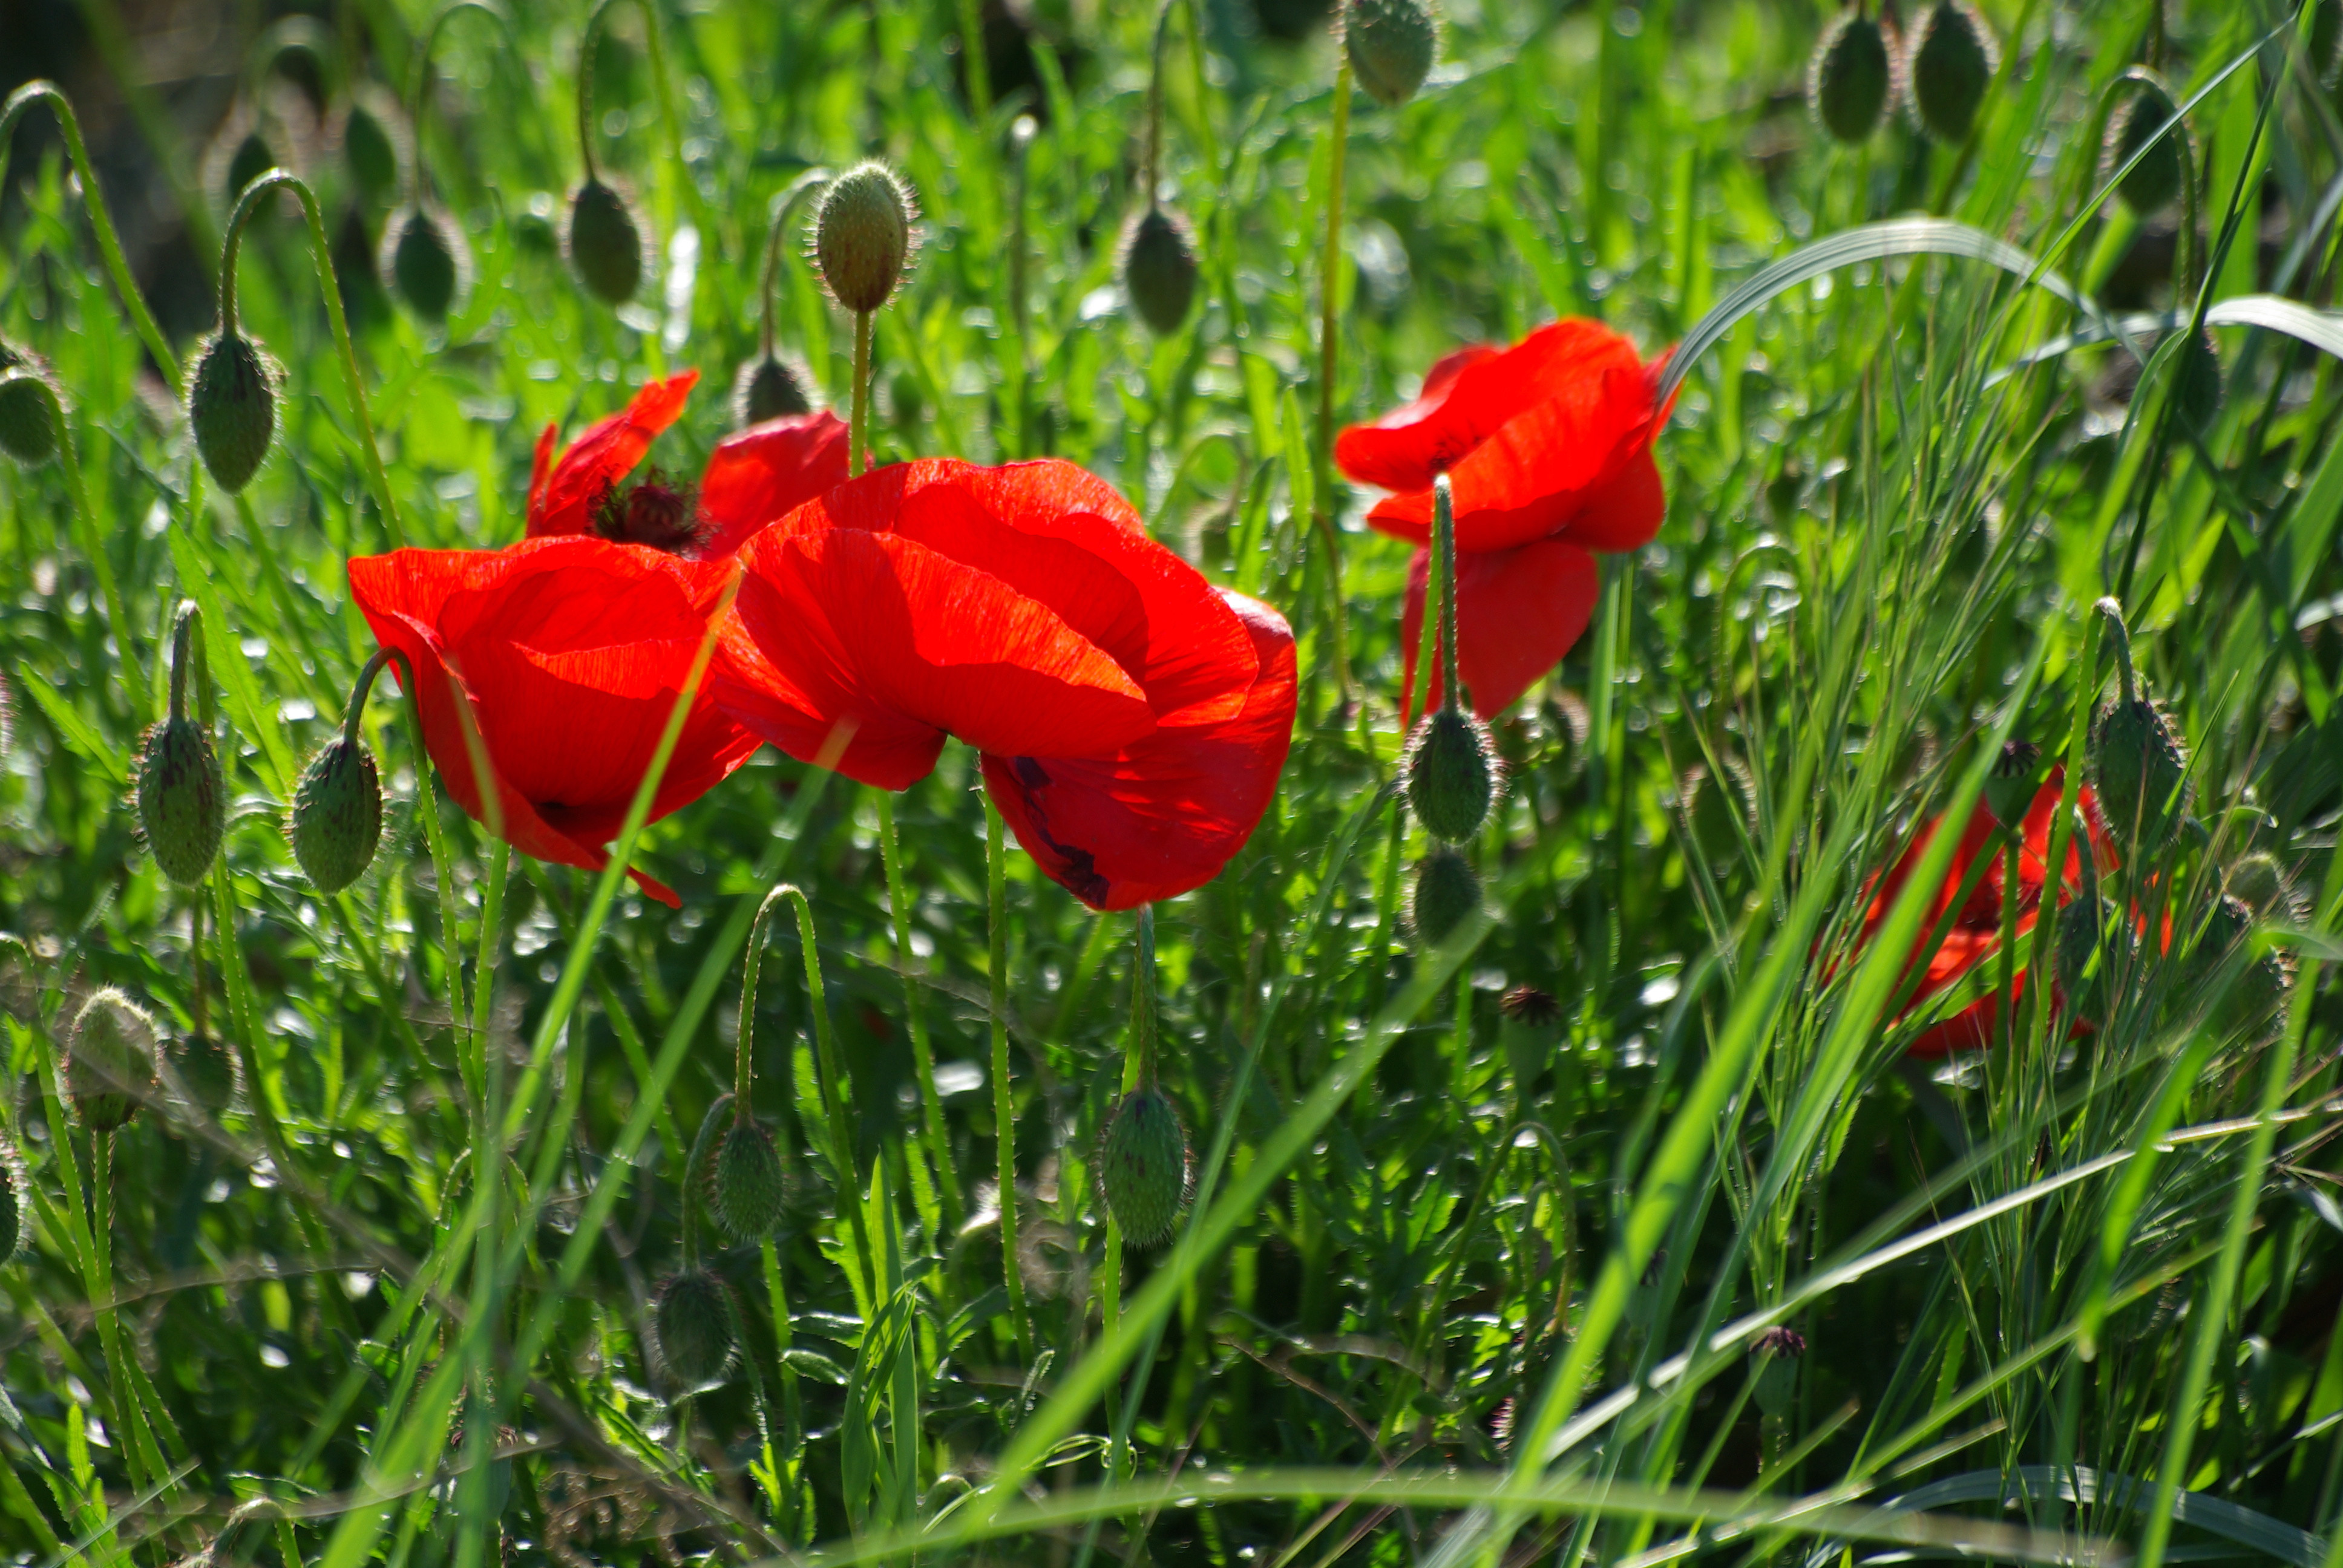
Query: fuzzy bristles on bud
[[813, 163, 916, 315], [1405, 707, 1498, 843], [2088, 696, 2188, 852], [1808, 9, 1896, 144], [383, 204, 471, 324], [709, 1120, 787, 1240], [1907, 0, 1996, 143], [2106, 81, 2184, 217], [654, 1268, 736, 1388], [1344, 0, 1438, 108], [189, 332, 279, 494], [731, 353, 819, 428], [288, 736, 382, 894], [137, 716, 226, 886], [1984, 739, 2042, 832], [1099, 1083, 1191, 1249], [1409, 846, 1481, 947], [2224, 853, 2292, 916], [68, 989, 157, 1134], [165, 1030, 241, 1115], [1121, 206, 1201, 336], [0, 344, 60, 466], [566, 178, 648, 305]]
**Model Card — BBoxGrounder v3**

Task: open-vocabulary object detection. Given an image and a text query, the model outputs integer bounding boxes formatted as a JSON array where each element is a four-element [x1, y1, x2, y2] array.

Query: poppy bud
[[2191, 893, 2294, 1031], [1099, 1082, 1191, 1249], [653, 1267, 735, 1387], [1808, 8, 1896, 144], [0, 1139, 21, 1263], [189, 331, 278, 495], [2224, 852, 2289, 915], [813, 162, 916, 314], [1984, 739, 2042, 832], [165, 1029, 241, 1115], [1121, 206, 1200, 336], [384, 204, 470, 324], [1404, 707, 1497, 843], [342, 93, 402, 200], [708, 1119, 787, 1240], [68, 988, 157, 1134], [1907, 0, 1996, 143], [2105, 81, 2184, 217], [1751, 1325, 1804, 1417], [137, 717, 227, 889], [2088, 696, 2187, 851], [1409, 846, 1481, 947], [2172, 330, 2224, 433], [731, 352, 818, 428], [2054, 896, 2134, 1029], [288, 735, 382, 894], [566, 178, 648, 305], [0, 345, 59, 466], [1343, 0, 1437, 108]]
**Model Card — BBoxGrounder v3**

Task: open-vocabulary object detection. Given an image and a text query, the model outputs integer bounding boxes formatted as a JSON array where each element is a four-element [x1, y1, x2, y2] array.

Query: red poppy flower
[[349, 536, 760, 907], [526, 369, 849, 559], [1337, 319, 1670, 719], [712, 459, 1297, 910]]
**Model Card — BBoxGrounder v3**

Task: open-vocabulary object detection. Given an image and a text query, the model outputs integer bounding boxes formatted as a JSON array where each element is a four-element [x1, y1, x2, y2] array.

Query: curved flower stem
[[6, 373, 144, 719], [757, 168, 832, 360], [1310, 54, 1357, 702], [773, 883, 877, 1311], [577, 0, 703, 235], [407, 1, 522, 211], [218, 171, 406, 546], [985, 795, 1034, 1359], [0, 82, 183, 396], [2094, 595, 2136, 707], [850, 310, 875, 478], [877, 789, 961, 1232], [1142, 0, 1177, 215]]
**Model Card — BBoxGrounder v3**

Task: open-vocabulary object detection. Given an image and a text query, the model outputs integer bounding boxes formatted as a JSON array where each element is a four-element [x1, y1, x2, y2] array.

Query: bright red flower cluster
[[1336, 319, 1670, 718], [347, 376, 1296, 910]]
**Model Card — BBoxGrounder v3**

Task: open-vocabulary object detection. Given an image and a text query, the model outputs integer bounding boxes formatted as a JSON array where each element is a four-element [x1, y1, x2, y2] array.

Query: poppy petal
[[983, 590, 1298, 909], [1399, 536, 1601, 720], [526, 371, 700, 538], [1333, 344, 1504, 492], [696, 411, 851, 558]]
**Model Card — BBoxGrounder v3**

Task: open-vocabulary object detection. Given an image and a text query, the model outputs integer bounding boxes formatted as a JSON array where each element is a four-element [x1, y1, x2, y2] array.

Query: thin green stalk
[[1007, 116, 1038, 457], [850, 310, 874, 478], [576, 0, 703, 236], [877, 789, 960, 1232], [1311, 52, 1357, 701], [772, 883, 878, 1312], [986, 794, 1034, 1358], [956, 0, 992, 116], [6, 372, 145, 719], [467, 838, 508, 1114]]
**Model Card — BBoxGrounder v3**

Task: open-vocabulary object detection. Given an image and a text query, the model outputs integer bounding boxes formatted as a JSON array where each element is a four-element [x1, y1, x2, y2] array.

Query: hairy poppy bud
[[813, 163, 915, 314], [1984, 739, 2042, 832], [2172, 330, 2223, 433], [1405, 707, 1496, 843], [0, 1139, 21, 1262], [2054, 897, 2134, 1028], [384, 204, 470, 324], [1809, 9, 1896, 144], [2224, 852, 2289, 915], [288, 736, 382, 893], [69, 989, 156, 1134], [189, 331, 278, 494], [709, 1119, 787, 1240], [1099, 1083, 1191, 1249], [1908, 0, 1996, 143], [566, 178, 647, 305], [1121, 206, 1200, 335], [2106, 81, 2184, 216], [1344, 0, 1437, 108], [732, 352, 818, 428], [0, 347, 59, 466], [138, 716, 226, 887], [654, 1268, 735, 1387], [342, 91, 403, 200], [1409, 846, 1481, 947], [165, 1029, 240, 1114], [2088, 695, 2187, 851]]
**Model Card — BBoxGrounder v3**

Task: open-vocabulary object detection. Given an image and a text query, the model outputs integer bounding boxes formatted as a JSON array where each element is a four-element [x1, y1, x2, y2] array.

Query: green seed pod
[[137, 715, 227, 887], [813, 163, 916, 314], [2191, 893, 2295, 1033], [288, 736, 382, 894], [1908, 0, 1996, 143], [1409, 846, 1482, 947], [1809, 9, 1896, 144], [2088, 694, 2188, 851], [731, 352, 818, 428], [2054, 896, 2134, 1029], [2105, 81, 2184, 217], [342, 88, 404, 200], [0, 1140, 21, 1263], [68, 988, 156, 1134], [0, 344, 60, 466], [383, 204, 470, 324], [2172, 330, 2224, 433], [1121, 206, 1201, 336], [515, 192, 560, 255], [1344, 0, 1438, 108], [654, 1268, 735, 1387], [189, 331, 278, 494], [227, 131, 278, 206], [708, 1120, 787, 1240], [1984, 739, 2043, 832], [1404, 707, 1497, 843], [566, 178, 648, 305], [165, 1030, 241, 1114], [2224, 852, 2289, 916], [1099, 1083, 1191, 1249]]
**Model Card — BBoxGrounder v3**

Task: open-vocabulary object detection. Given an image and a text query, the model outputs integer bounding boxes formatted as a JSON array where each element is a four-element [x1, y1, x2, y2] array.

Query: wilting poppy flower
[[349, 536, 760, 906], [712, 459, 1297, 910], [528, 369, 849, 559], [1336, 319, 1668, 718]]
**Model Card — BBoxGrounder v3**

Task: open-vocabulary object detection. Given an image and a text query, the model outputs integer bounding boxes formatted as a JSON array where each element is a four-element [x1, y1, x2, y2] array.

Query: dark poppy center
[[592, 467, 706, 555]]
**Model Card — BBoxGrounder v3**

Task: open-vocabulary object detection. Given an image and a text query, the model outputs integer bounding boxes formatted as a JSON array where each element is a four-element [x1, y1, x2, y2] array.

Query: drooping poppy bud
[[189, 331, 278, 495], [567, 178, 648, 305], [2191, 894, 2294, 1033], [140, 613, 228, 887], [1099, 1082, 1191, 1249], [342, 89, 404, 200], [2105, 80, 2184, 217], [708, 1119, 787, 1240], [1121, 205, 1200, 335], [0, 345, 59, 466], [813, 163, 916, 314], [653, 1267, 735, 1387], [1984, 739, 2043, 832], [1344, 0, 1437, 108], [2088, 696, 2187, 851], [288, 734, 382, 894], [1907, 0, 1996, 143], [384, 204, 470, 324], [1809, 8, 1896, 144], [731, 352, 818, 428], [2054, 895, 2134, 1029], [165, 1029, 241, 1114], [1405, 707, 1497, 843], [68, 988, 157, 1134], [2224, 852, 2289, 916], [1409, 846, 1481, 947]]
